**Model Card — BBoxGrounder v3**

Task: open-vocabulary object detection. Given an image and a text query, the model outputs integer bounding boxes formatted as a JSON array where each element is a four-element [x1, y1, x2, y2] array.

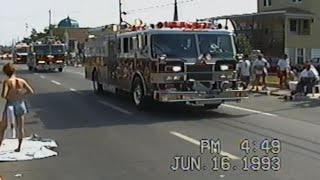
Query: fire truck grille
[[186, 64, 213, 72], [186, 64, 213, 80], [187, 73, 213, 80]]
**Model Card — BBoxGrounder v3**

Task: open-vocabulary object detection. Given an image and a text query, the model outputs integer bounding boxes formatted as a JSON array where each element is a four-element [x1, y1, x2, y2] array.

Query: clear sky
[[0, 0, 257, 45]]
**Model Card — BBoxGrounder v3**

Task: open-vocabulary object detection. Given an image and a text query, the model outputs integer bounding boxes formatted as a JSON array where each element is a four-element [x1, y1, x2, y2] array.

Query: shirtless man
[[0, 63, 34, 152]]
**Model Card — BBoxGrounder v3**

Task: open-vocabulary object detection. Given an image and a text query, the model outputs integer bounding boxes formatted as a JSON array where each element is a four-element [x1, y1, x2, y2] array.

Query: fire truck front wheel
[[58, 68, 63, 72], [132, 77, 149, 110]]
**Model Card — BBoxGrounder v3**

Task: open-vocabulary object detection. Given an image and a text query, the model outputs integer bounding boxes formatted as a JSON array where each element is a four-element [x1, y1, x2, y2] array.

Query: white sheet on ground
[[0, 136, 58, 161]]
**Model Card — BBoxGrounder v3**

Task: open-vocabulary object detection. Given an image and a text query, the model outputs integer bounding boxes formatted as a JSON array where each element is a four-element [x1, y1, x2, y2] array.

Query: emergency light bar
[[108, 19, 229, 32], [137, 21, 227, 31]]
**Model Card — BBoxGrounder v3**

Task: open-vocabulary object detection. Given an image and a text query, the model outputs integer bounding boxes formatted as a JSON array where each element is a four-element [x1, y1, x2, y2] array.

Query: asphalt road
[[1, 61, 320, 180]]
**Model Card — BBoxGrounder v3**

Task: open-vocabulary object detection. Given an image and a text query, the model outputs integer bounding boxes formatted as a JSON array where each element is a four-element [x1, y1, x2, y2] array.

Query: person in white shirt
[[238, 54, 251, 89], [293, 64, 318, 95], [277, 54, 290, 88], [236, 59, 243, 74], [284, 54, 290, 68], [252, 54, 270, 91], [302, 61, 319, 79]]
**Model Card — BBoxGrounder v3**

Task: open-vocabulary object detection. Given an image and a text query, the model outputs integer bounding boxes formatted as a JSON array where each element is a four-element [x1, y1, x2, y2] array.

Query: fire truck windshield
[[16, 47, 28, 53], [34, 45, 50, 55], [151, 34, 197, 59], [198, 34, 235, 59], [51, 45, 65, 54]]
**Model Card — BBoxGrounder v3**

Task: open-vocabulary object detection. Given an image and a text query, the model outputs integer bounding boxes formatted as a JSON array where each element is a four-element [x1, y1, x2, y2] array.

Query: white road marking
[[69, 88, 82, 94], [34, 73, 39, 75], [40, 75, 45, 79], [51, 80, 61, 85], [170, 131, 240, 160], [98, 100, 132, 115], [222, 104, 278, 117]]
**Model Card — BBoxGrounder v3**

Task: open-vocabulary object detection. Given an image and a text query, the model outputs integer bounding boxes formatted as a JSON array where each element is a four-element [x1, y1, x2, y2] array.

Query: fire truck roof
[[15, 43, 29, 47]]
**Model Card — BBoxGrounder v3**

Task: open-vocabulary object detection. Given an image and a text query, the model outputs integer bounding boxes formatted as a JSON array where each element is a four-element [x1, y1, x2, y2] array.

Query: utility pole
[[49, 9, 53, 37], [118, 0, 123, 25], [173, 0, 178, 21]]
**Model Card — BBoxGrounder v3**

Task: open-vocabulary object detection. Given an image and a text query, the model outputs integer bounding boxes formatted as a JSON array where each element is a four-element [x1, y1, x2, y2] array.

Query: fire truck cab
[[84, 21, 249, 109], [27, 40, 67, 72]]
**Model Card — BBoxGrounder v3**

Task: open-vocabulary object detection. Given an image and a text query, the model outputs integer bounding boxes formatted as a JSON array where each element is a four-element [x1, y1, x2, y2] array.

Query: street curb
[[250, 90, 286, 96]]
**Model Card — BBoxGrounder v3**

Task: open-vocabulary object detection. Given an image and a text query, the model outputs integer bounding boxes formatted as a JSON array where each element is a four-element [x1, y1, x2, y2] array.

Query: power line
[[125, 0, 197, 13]]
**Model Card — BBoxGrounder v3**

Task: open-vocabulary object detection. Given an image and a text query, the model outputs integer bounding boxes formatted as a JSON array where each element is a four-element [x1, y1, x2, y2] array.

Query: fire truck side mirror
[[132, 37, 138, 51], [158, 54, 167, 61]]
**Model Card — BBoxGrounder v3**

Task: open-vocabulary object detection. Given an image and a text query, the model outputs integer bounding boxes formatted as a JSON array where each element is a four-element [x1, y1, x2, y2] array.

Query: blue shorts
[[4, 100, 28, 118]]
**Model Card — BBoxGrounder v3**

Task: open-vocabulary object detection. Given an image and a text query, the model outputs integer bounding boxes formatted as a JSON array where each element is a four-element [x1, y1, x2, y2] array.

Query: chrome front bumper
[[154, 90, 249, 104]]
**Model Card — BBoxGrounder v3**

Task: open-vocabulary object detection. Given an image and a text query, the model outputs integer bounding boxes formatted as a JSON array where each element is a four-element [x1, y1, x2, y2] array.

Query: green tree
[[235, 34, 252, 55], [30, 28, 38, 41], [26, 24, 57, 42]]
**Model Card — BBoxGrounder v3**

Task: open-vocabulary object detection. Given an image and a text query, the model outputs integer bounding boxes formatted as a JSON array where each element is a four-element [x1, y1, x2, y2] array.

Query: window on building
[[123, 38, 129, 53], [117, 38, 121, 53], [263, 0, 272, 6], [289, 19, 311, 35], [297, 48, 304, 64], [290, 19, 297, 31], [129, 38, 133, 51]]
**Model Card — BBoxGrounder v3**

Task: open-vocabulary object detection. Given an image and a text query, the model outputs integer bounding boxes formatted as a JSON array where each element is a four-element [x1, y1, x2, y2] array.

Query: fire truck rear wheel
[[28, 66, 32, 71], [58, 68, 63, 72], [132, 77, 148, 110]]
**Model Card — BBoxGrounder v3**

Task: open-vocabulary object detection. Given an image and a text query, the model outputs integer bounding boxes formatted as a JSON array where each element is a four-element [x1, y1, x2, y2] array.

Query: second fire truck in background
[[27, 40, 67, 72], [13, 43, 30, 64]]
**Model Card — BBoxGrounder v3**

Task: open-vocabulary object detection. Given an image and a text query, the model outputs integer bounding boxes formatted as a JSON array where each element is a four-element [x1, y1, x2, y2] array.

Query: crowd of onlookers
[[237, 53, 320, 95]]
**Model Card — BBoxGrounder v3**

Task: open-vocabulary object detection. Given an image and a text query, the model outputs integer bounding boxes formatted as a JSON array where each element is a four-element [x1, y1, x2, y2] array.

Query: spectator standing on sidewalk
[[236, 56, 243, 77], [238, 54, 251, 89], [277, 54, 291, 89], [252, 54, 270, 91]]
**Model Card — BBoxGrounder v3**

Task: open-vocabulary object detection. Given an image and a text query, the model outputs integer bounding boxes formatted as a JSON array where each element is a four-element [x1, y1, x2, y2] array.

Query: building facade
[[203, 0, 320, 65]]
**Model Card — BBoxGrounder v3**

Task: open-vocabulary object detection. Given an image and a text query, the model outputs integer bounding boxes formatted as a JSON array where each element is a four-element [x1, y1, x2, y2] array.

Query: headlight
[[38, 61, 45, 63], [220, 65, 229, 71], [56, 60, 63, 63], [172, 66, 182, 72], [165, 76, 182, 81]]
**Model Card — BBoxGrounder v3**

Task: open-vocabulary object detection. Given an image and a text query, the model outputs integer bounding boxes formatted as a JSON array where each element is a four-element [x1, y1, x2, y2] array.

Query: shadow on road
[[26, 89, 249, 130]]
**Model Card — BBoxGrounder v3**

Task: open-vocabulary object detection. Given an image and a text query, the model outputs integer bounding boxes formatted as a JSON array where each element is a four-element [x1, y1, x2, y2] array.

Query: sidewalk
[[249, 86, 290, 96], [250, 86, 320, 99]]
